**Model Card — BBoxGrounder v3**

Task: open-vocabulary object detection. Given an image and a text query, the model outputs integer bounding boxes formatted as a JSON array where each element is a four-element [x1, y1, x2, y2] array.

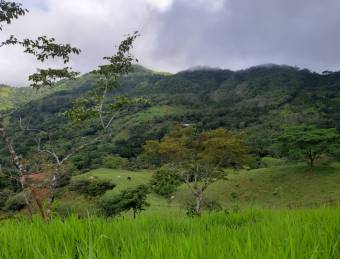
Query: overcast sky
[[1, 0, 340, 86]]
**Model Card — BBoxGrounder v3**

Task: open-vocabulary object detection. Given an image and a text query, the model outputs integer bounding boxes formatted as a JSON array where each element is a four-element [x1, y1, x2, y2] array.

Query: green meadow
[[61, 163, 340, 214], [0, 207, 339, 259]]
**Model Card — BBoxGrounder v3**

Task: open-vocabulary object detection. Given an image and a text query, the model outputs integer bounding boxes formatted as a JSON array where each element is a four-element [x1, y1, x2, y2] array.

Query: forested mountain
[[1, 64, 340, 170]]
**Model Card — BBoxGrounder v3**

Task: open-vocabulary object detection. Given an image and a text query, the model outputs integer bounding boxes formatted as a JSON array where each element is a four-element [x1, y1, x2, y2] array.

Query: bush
[[185, 199, 223, 216], [260, 157, 286, 168], [55, 173, 72, 188], [0, 189, 12, 209], [150, 165, 181, 198], [205, 200, 223, 212], [103, 155, 129, 170], [69, 177, 116, 197], [185, 202, 198, 217], [100, 185, 150, 218], [0, 171, 10, 189], [4, 192, 27, 211]]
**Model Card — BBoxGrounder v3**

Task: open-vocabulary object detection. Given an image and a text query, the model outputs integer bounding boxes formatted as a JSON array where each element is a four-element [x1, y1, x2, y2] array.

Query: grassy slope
[[0, 208, 339, 258], [198, 163, 340, 209], [0, 79, 86, 112], [68, 169, 177, 214], [68, 163, 340, 212], [110, 105, 184, 141]]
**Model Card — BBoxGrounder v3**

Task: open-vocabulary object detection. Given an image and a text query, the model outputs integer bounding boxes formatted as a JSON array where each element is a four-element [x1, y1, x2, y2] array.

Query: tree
[[142, 126, 248, 216], [100, 185, 150, 218], [150, 165, 181, 199], [31, 32, 145, 218], [1, 0, 80, 219], [277, 125, 340, 168], [141, 126, 196, 167], [1, 1, 145, 219]]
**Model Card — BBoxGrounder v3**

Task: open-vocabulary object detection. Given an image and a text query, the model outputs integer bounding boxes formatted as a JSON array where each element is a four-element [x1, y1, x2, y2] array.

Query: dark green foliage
[[0, 171, 9, 189], [4, 192, 26, 211], [28, 67, 79, 89], [1, 34, 81, 88], [0, 1, 27, 31], [150, 165, 181, 198], [100, 185, 150, 218], [277, 125, 340, 167], [0, 189, 11, 208], [55, 172, 71, 188], [69, 177, 115, 197], [185, 202, 199, 217]]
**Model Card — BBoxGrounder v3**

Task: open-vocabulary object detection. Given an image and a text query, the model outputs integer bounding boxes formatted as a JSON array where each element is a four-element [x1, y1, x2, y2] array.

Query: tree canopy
[[277, 125, 340, 167]]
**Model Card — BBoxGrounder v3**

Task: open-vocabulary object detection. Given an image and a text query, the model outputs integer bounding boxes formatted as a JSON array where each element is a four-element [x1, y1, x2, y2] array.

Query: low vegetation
[[0, 208, 339, 258]]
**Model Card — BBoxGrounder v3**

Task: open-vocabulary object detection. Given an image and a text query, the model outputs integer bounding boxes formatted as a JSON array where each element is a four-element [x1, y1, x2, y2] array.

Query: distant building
[[181, 123, 191, 128]]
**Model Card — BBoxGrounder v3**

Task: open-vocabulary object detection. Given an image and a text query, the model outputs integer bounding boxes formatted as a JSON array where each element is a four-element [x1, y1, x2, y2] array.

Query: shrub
[[150, 165, 181, 198], [205, 200, 223, 212], [260, 156, 286, 168], [100, 185, 150, 218], [230, 192, 238, 199], [185, 199, 223, 216], [69, 177, 116, 197], [55, 173, 72, 188], [0, 189, 12, 209], [103, 155, 129, 170], [185, 202, 197, 217], [0, 172, 9, 189], [4, 192, 27, 211]]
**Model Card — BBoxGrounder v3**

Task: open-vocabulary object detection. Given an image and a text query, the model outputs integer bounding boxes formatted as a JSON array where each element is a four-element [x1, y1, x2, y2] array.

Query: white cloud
[[146, 0, 174, 12], [0, 0, 340, 86]]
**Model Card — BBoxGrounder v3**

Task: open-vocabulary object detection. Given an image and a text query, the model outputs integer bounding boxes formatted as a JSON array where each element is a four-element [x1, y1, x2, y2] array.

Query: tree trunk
[[307, 151, 317, 169], [46, 172, 58, 220], [0, 113, 28, 175], [29, 186, 46, 220], [195, 191, 203, 216], [308, 153, 316, 169], [0, 113, 33, 214]]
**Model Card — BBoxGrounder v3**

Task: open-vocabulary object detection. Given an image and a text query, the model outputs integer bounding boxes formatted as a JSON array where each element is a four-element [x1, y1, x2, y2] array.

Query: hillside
[[57, 162, 340, 216], [1, 65, 340, 170], [0, 85, 72, 112]]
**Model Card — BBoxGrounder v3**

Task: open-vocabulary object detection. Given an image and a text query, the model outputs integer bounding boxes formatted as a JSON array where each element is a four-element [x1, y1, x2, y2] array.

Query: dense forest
[[1, 64, 340, 171]]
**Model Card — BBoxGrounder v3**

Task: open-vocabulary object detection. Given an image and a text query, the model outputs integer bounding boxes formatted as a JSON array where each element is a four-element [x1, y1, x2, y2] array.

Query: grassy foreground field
[[0, 207, 339, 258]]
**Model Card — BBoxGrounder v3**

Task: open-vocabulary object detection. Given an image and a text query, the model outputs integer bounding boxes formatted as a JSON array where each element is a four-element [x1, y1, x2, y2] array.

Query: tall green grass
[[0, 207, 339, 259]]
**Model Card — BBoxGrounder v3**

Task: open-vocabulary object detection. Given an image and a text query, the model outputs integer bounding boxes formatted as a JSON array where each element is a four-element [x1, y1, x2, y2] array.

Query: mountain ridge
[[1, 64, 340, 170]]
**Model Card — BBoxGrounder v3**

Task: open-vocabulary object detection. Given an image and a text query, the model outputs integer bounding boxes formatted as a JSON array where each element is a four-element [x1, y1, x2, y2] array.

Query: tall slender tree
[[1, 1, 145, 219], [0, 1, 80, 219]]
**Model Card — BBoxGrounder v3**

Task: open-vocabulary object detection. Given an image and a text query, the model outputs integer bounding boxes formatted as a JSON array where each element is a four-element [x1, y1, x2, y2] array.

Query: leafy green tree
[[100, 185, 150, 218], [150, 165, 181, 199], [141, 126, 196, 167], [278, 125, 340, 168], [142, 126, 248, 216]]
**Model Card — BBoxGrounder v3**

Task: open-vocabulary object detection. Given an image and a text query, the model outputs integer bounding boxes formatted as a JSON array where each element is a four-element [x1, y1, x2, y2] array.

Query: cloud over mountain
[[1, 0, 340, 86]]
